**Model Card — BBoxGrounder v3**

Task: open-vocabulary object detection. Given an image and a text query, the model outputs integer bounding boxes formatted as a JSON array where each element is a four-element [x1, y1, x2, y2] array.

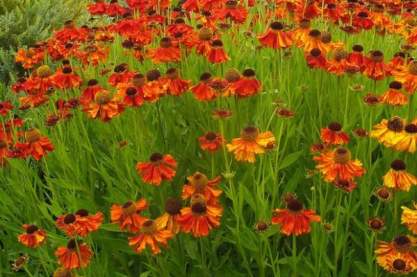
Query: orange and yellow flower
[[314, 147, 365, 182], [383, 160, 417, 191], [18, 224, 47, 248], [110, 199, 148, 232], [320, 122, 349, 145], [227, 126, 275, 163], [402, 203, 417, 235], [198, 132, 224, 152], [128, 219, 173, 254]]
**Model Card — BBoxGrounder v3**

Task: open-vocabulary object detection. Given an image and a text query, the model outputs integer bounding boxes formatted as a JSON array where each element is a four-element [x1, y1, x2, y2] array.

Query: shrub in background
[[0, 0, 88, 85]]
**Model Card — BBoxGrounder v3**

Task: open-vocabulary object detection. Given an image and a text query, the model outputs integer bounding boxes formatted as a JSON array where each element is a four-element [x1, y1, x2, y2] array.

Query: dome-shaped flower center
[[146, 70, 161, 81], [409, 62, 417, 75], [198, 28, 213, 41], [126, 87, 137, 96], [36, 65, 51, 78], [370, 50, 384, 62], [205, 132, 217, 141], [241, 126, 259, 140], [394, 235, 411, 251], [224, 68, 241, 82], [391, 159, 406, 171], [67, 239, 77, 250], [270, 21, 284, 30], [334, 147, 351, 164], [160, 37, 172, 48], [26, 224, 39, 234], [191, 202, 207, 214], [64, 214, 76, 224], [328, 122, 342, 132], [393, 259, 406, 271], [165, 198, 182, 215], [287, 199, 303, 212], [405, 124, 417, 134], [150, 152, 163, 163], [122, 201, 136, 215], [387, 117, 404, 132], [75, 209, 89, 217], [141, 220, 156, 234]]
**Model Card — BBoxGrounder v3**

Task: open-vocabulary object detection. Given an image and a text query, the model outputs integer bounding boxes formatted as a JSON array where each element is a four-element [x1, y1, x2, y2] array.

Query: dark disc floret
[[126, 87, 137, 96], [309, 29, 321, 37], [63, 214, 76, 224], [26, 225, 39, 234], [387, 117, 404, 132], [286, 199, 303, 212], [405, 124, 417, 133], [242, 68, 255, 77], [352, 44, 363, 52], [67, 239, 77, 250], [328, 122, 342, 131], [391, 159, 406, 171], [150, 152, 163, 162], [191, 202, 207, 214], [211, 39, 223, 47], [146, 69, 161, 81], [165, 198, 182, 215], [393, 259, 406, 271], [389, 81, 402, 90], [205, 132, 217, 140], [310, 48, 321, 57], [200, 72, 212, 81], [270, 21, 284, 30], [75, 209, 89, 217]]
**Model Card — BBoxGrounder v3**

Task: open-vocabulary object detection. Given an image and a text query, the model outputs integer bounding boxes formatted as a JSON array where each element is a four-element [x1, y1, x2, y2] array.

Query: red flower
[[191, 73, 217, 101], [320, 122, 350, 145], [136, 153, 177, 186], [272, 198, 320, 236], [258, 22, 293, 49], [111, 199, 148, 232], [15, 129, 54, 160], [230, 69, 261, 98], [206, 40, 229, 64], [198, 132, 224, 152], [18, 224, 47, 248], [51, 67, 82, 89], [0, 101, 13, 116], [55, 239, 93, 270]]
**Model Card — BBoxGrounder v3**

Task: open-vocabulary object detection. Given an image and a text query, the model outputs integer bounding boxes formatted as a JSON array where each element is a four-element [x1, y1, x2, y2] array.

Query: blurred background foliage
[[0, 0, 89, 85]]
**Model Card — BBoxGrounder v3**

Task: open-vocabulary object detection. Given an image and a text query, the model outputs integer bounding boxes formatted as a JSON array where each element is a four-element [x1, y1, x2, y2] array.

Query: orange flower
[[56, 213, 78, 237], [320, 122, 349, 145], [55, 239, 93, 270], [136, 153, 177, 186], [306, 48, 328, 69], [182, 172, 222, 204], [401, 203, 417, 235], [227, 126, 276, 163], [110, 199, 148, 232], [158, 197, 183, 234], [115, 82, 144, 107], [206, 40, 229, 64], [198, 132, 224, 152], [143, 70, 167, 102], [82, 90, 122, 122], [383, 160, 417, 192], [51, 67, 82, 89], [393, 61, 417, 94], [191, 73, 217, 101], [370, 117, 406, 148], [258, 22, 293, 49], [161, 68, 190, 97], [18, 224, 47, 248], [380, 81, 408, 106], [73, 209, 104, 237], [271, 198, 320, 236], [302, 29, 329, 54], [177, 193, 223, 237], [229, 69, 261, 98], [79, 79, 103, 106], [128, 219, 173, 254], [394, 123, 417, 153], [15, 129, 54, 160], [363, 50, 389, 80], [148, 37, 181, 63], [375, 235, 417, 274], [314, 147, 365, 182], [15, 47, 45, 69], [108, 64, 135, 87]]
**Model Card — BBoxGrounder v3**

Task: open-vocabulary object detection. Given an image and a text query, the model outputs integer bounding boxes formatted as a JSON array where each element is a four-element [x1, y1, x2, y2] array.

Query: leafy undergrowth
[[1, 0, 417, 276]]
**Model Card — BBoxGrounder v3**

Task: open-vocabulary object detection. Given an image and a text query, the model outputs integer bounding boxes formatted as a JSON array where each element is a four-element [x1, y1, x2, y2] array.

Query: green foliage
[[0, 0, 89, 84]]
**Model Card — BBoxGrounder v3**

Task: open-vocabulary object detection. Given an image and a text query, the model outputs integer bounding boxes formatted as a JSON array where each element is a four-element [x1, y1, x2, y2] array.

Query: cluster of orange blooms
[[8, 0, 417, 275]]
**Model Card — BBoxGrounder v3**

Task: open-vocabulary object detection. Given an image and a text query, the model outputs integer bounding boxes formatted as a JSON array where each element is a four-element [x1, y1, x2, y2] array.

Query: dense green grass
[[1, 3, 417, 277]]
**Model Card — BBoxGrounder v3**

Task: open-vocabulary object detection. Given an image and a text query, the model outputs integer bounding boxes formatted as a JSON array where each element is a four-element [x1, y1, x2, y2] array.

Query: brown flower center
[[224, 69, 240, 82], [165, 198, 182, 215], [409, 62, 417, 75], [368, 218, 384, 231], [146, 70, 161, 81], [26, 224, 39, 234], [334, 147, 351, 164], [405, 124, 417, 134], [150, 153, 163, 162], [198, 27, 212, 41], [141, 220, 156, 234], [376, 187, 391, 200], [122, 201, 136, 215], [205, 132, 217, 141], [394, 236, 412, 251], [126, 87, 137, 96], [241, 126, 259, 140], [67, 239, 77, 250], [191, 202, 207, 214], [133, 74, 145, 87], [387, 117, 404, 132], [255, 221, 269, 232], [64, 214, 76, 224], [287, 199, 303, 212], [242, 69, 256, 78], [328, 122, 342, 132], [389, 81, 402, 90], [160, 37, 172, 48], [36, 65, 51, 78], [75, 209, 89, 217], [270, 21, 284, 30], [190, 172, 209, 192], [370, 50, 384, 62], [393, 259, 406, 271], [391, 159, 406, 171]]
